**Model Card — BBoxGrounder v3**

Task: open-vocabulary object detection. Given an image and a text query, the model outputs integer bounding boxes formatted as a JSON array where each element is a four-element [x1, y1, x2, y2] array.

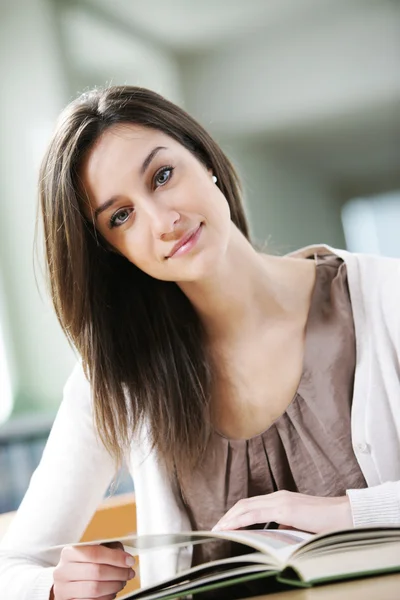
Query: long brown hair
[[39, 86, 250, 478]]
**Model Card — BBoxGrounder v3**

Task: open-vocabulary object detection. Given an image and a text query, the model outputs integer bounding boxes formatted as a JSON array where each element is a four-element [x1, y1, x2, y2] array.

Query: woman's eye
[[154, 166, 174, 188], [109, 208, 133, 229]]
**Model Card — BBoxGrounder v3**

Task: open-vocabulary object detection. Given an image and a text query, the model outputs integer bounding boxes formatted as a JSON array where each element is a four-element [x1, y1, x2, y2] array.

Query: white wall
[[342, 191, 400, 258], [181, 1, 400, 137], [60, 3, 184, 105]]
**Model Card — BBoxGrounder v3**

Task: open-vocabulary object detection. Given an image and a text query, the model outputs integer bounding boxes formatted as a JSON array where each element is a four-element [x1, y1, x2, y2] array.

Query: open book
[[61, 526, 400, 599]]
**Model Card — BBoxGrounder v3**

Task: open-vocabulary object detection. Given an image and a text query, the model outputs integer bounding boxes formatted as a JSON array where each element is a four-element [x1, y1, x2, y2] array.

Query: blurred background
[[0, 0, 399, 512]]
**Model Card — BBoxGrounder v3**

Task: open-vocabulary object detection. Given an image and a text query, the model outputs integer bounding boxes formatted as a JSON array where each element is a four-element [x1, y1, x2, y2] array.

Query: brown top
[[179, 254, 367, 567]]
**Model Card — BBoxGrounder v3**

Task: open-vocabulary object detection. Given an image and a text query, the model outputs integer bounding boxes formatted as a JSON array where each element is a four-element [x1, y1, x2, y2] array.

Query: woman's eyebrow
[[140, 145, 167, 175], [94, 196, 120, 220], [94, 146, 168, 220]]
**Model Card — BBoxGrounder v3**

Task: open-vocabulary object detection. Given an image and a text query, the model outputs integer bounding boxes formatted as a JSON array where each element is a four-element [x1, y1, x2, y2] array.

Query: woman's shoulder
[[290, 244, 400, 279], [291, 244, 400, 324], [62, 360, 93, 411]]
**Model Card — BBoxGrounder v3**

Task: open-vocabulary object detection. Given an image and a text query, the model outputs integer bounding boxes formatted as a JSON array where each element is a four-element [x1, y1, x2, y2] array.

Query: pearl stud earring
[[212, 175, 218, 184]]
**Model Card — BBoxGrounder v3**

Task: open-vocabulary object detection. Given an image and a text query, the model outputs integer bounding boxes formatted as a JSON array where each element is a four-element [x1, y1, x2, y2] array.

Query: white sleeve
[[346, 481, 400, 526], [0, 362, 115, 600]]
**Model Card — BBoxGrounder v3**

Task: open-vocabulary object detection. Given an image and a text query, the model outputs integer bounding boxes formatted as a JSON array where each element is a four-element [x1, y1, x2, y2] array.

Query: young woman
[[0, 86, 399, 600]]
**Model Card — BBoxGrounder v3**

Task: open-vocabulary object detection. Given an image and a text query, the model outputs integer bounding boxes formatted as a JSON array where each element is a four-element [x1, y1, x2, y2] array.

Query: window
[[341, 191, 400, 258]]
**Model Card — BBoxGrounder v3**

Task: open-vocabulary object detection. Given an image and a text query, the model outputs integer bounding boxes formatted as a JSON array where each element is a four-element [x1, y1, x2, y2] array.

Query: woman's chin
[[176, 253, 224, 284]]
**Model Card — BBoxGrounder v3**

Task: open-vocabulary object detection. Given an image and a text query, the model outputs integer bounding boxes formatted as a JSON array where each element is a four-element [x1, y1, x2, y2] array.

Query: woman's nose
[[146, 202, 181, 239]]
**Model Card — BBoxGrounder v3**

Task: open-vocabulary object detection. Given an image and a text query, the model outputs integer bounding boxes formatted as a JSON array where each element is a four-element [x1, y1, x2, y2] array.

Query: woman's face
[[80, 124, 231, 282]]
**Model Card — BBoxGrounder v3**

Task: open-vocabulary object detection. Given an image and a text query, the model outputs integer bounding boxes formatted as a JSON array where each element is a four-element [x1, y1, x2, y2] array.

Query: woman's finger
[[215, 506, 283, 530], [63, 578, 126, 598], [214, 492, 297, 530], [80, 596, 121, 600], [221, 494, 281, 518], [56, 561, 135, 582], [213, 498, 279, 529], [61, 544, 135, 567]]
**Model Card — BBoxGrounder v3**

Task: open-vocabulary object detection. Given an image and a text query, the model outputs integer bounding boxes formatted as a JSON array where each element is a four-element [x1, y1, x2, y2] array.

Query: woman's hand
[[212, 491, 353, 534], [51, 542, 135, 600]]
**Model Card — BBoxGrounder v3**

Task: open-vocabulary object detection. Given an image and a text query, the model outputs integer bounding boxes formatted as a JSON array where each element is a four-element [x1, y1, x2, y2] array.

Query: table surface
[[249, 572, 400, 600]]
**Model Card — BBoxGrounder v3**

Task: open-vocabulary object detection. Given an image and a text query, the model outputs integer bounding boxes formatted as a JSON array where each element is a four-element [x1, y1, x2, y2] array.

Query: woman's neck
[[178, 226, 316, 344]]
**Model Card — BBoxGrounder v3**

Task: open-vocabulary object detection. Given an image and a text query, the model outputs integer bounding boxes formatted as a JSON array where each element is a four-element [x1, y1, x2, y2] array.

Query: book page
[[119, 553, 279, 600], [52, 532, 221, 554], [290, 540, 400, 584], [220, 529, 312, 562], [52, 529, 311, 562], [119, 564, 274, 600], [290, 526, 400, 559]]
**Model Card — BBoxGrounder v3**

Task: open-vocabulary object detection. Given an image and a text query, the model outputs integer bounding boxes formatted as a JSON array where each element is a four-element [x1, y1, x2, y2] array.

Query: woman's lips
[[167, 224, 203, 258]]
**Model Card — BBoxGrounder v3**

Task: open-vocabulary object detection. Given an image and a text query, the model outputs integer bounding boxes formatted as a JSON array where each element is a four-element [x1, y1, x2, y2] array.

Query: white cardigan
[[1, 245, 400, 600]]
